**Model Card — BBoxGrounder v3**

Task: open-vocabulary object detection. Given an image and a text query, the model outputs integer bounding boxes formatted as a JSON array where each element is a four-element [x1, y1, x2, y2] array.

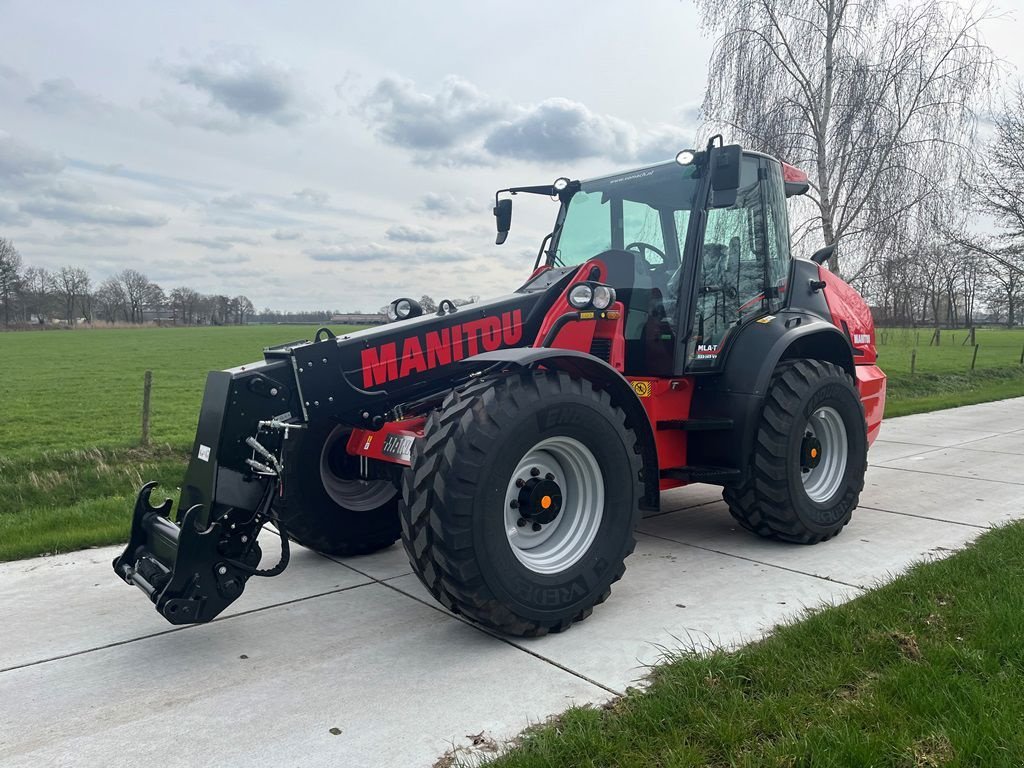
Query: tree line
[[0, 241, 483, 329], [0, 245, 263, 327]]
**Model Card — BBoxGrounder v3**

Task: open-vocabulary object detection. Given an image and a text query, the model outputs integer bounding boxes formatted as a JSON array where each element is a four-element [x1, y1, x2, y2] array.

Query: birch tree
[[697, 0, 996, 277]]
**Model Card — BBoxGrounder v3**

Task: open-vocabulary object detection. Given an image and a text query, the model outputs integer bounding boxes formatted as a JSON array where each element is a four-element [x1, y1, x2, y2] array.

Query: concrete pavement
[[2, 398, 1023, 767]]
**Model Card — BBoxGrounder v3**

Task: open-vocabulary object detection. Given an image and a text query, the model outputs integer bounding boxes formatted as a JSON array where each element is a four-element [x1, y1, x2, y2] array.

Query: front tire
[[724, 359, 867, 544], [400, 370, 643, 637], [273, 421, 401, 557]]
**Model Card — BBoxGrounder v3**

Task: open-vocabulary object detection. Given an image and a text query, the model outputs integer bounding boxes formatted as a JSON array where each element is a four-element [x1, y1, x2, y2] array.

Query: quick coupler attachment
[[112, 482, 263, 625]]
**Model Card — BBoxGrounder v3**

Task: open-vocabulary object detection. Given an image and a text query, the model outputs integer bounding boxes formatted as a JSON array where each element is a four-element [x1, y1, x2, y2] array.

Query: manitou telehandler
[[114, 138, 885, 637]]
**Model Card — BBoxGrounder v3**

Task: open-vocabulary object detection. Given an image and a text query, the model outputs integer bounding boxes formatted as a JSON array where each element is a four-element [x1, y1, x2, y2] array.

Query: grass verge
[[885, 367, 1024, 417], [478, 522, 1024, 768], [0, 445, 187, 561]]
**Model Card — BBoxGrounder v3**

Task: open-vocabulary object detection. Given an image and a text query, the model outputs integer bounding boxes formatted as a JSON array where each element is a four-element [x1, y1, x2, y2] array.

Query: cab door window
[[688, 156, 764, 369], [763, 160, 792, 312]]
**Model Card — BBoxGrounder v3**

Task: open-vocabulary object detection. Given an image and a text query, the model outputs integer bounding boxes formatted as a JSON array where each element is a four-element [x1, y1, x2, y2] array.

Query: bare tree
[[953, 83, 1024, 327], [232, 295, 254, 325], [0, 238, 23, 326], [55, 266, 91, 325], [21, 267, 54, 324], [116, 269, 152, 323], [144, 283, 165, 321], [211, 294, 231, 325], [169, 286, 203, 325], [94, 277, 129, 322], [697, 0, 997, 276]]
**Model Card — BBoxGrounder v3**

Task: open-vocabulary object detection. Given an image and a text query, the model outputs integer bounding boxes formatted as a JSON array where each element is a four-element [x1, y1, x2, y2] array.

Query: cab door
[[686, 155, 791, 371]]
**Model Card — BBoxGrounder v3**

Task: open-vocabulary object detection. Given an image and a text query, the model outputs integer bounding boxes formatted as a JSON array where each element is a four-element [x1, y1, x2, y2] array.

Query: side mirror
[[494, 198, 512, 245], [709, 143, 743, 208], [810, 243, 836, 265]]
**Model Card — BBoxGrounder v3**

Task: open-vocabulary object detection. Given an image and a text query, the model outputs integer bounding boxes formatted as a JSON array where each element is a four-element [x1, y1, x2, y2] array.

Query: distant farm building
[[331, 313, 387, 326]]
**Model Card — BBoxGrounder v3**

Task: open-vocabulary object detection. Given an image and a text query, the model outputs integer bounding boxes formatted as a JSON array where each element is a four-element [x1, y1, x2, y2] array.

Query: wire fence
[[876, 327, 1024, 375]]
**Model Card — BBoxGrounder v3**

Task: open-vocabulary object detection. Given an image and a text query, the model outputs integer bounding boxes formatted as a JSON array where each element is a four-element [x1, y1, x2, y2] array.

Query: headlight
[[675, 150, 696, 165], [592, 285, 616, 310], [553, 177, 570, 192], [568, 283, 594, 308]]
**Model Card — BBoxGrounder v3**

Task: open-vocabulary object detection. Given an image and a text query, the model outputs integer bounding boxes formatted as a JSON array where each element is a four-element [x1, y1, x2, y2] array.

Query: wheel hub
[[517, 477, 563, 525], [801, 433, 823, 470], [799, 406, 849, 504], [503, 436, 605, 575]]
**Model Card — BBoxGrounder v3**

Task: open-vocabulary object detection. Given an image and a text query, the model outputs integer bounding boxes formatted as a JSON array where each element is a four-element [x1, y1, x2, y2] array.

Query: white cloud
[[385, 224, 442, 243], [357, 76, 696, 167], [20, 199, 169, 228], [150, 46, 311, 132], [26, 78, 113, 116], [0, 132, 64, 183]]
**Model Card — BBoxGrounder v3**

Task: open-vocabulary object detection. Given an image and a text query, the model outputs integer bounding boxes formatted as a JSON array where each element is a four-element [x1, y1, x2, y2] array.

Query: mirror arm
[[810, 243, 836, 265]]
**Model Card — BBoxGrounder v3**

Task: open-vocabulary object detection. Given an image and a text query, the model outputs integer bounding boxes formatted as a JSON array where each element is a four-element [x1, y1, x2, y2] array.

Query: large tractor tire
[[273, 421, 401, 557], [724, 359, 867, 544], [400, 370, 643, 637]]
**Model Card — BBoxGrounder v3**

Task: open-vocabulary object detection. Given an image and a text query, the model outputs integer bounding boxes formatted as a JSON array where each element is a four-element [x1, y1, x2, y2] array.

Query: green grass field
[[1, 324, 1023, 561], [0, 325, 360, 560], [876, 327, 1024, 416]]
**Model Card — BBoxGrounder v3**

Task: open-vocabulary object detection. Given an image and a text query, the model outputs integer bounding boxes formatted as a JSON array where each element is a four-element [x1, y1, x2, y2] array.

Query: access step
[[660, 465, 741, 484]]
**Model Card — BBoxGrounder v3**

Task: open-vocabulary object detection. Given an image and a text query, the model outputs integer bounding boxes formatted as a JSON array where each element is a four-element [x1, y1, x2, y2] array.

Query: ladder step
[[655, 418, 734, 432], [660, 466, 741, 484]]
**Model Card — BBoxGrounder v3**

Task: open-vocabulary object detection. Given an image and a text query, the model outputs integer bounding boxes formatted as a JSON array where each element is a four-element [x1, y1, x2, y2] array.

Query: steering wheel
[[625, 241, 668, 266], [625, 241, 674, 285]]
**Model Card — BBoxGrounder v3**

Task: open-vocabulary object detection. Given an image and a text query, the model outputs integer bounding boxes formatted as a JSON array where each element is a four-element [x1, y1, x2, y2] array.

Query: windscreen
[[551, 162, 701, 268]]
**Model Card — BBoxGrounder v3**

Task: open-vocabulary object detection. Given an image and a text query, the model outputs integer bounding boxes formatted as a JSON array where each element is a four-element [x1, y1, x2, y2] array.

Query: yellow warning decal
[[631, 380, 653, 398], [756, 315, 776, 324]]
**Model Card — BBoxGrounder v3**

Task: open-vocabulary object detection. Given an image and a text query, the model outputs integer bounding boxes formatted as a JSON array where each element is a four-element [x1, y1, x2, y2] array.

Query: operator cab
[[499, 143, 802, 378]]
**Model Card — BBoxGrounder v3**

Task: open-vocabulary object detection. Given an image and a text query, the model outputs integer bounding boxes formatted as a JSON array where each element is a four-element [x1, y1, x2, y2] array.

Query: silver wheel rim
[[319, 426, 398, 511], [801, 406, 848, 503], [503, 436, 604, 575]]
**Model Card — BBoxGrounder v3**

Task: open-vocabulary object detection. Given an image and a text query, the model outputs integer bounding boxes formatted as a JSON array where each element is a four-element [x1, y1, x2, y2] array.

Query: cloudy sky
[[1, 1, 1022, 312]]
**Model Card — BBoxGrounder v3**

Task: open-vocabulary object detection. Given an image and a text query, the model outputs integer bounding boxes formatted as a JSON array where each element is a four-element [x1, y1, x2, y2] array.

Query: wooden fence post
[[971, 345, 979, 371], [142, 370, 152, 447], [911, 348, 917, 376]]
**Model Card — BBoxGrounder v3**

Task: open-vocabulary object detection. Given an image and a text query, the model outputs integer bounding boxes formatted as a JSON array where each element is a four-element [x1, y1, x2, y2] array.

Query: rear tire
[[273, 421, 401, 557], [400, 370, 643, 637], [723, 359, 866, 544]]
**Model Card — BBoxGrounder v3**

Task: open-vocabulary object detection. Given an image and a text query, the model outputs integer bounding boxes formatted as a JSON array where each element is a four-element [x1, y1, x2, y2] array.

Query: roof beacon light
[[675, 150, 696, 166], [553, 177, 571, 192]]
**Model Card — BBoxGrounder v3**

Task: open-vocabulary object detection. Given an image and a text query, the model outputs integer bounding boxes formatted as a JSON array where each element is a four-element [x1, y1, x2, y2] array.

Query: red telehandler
[[114, 138, 886, 637]]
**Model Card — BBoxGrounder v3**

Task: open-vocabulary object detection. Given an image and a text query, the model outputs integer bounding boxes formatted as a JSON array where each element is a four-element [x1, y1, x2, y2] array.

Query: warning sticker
[[197, 444, 211, 462], [631, 381, 653, 398]]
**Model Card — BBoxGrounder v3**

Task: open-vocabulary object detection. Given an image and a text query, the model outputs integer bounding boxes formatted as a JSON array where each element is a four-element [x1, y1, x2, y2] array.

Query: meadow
[[876, 326, 1024, 416], [0, 324, 359, 560], [1, 323, 1023, 560]]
